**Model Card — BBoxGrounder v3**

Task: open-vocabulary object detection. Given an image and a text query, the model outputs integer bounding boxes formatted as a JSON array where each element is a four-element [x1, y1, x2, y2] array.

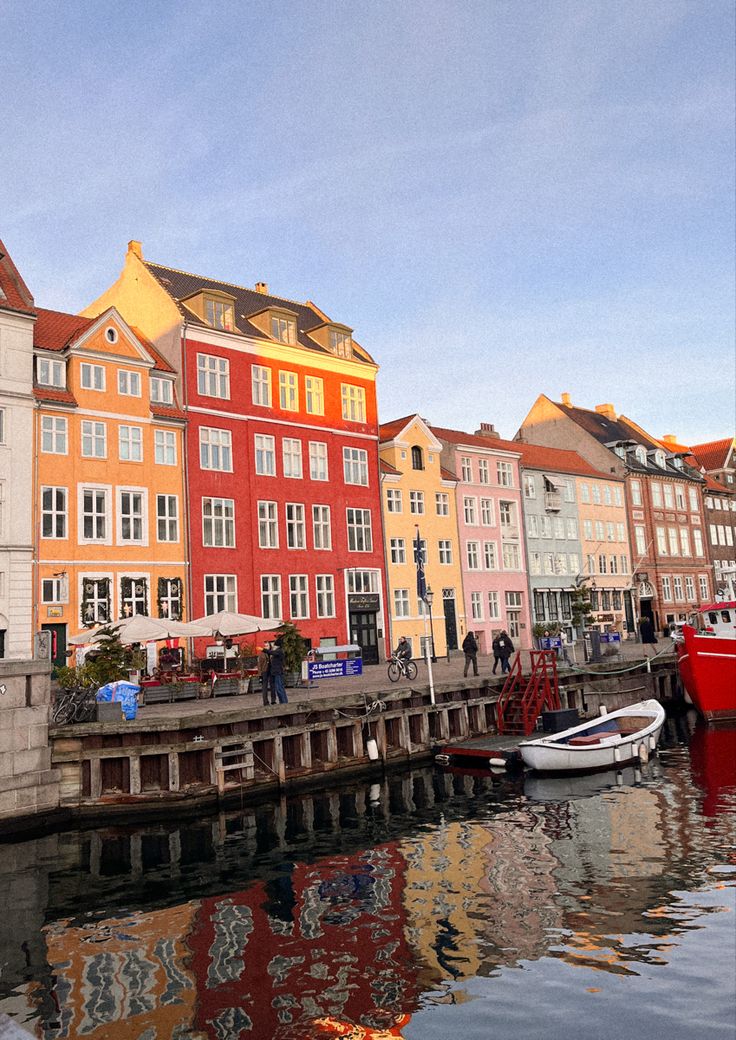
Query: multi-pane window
[[150, 376, 173, 404], [471, 592, 483, 621], [524, 474, 536, 499], [673, 576, 684, 600], [698, 575, 709, 600], [675, 486, 686, 510], [197, 354, 229, 398], [620, 555, 629, 573], [118, 370, 141, 397], [255, 434, 276, 476], [668, 527, 679, 556], [529, 551, 541, 574], [606, 521, 615, 542], [205, 574, 237, 614], [279, 371, 299, 411], [81, 421, 106, 458], [685, 576, 695, 600], [656, 527, 668, 554], [309, 441, 328, 481], [329, 328, 352, 356], [82, 489, 107, 540], [463, 497, 477, 525], [316, 575, 336, 617], [282, 438, 303, 479], [41, 486, 67, 539], [204, 298, 234, 330], [155, 430, 176, 465], [347, 508, 372, 551], [540, 516, 552, 538], [120, 491, 144, 542], [461, 457, 472, 481], [569, 553, 579, 573], [156, 495, 178, 542], [603, 485, 612, 505], [261, 575, 282, 619], [386, 488, 403, 512], [466, 541, 480, 569], [81, 578, 110, 625], [598, 554, 607, 574], [409, 491, 425, 514], [41, 577, 66, 603], [200, 427, 232, 471], [586, 553, 596, 574], [119, 425, 143, 462], [341, 384, 366, 422], [343, 447, 368, 485], [497, 461, 513, 487], [258, 501, 279, 548], [37, 358, 65, 387], [390, 538, 406, 564], [567, 517, 578, 539], [651, 483, 663, 507], [544, 553, 555, 575], [305, 376, 324, 414], [438, 540, 452, 564], [663, 484, 674, 509], [688, 488, 699, 512], [478, 459, 489, 484], [564, 480, 575, 502], [487, 591, 500, 619], [635, 525, 647, 556], [680, 527, 691, 557], [80, 363, 105, 391], [202, 498, 235, 547], [528, 514, 540, 538], [591, 484, 601, 505], [393, 589, 410, 617], [271, 315, 296, 344], [286, 503, 306, 549], [583, 519, 593, 539], [595, 520, 605, 541], [693, 528, 704, 556], [158, 577, 182, 620], [483, 541, 497, 570], [630, 480, 642, 506], [435, 492, 449, 516], [502, 543, 521, 569], [121, 577, 148, 617], [614, 487, 623, 506], [251, 365, 272, 406], [616, 522, 626, 541], [554, 517, 565, 539], [289, 575, 309, 619], [312, 505, 331, 550], [480, 498, 494, 526], [500, 501, 516, 531]]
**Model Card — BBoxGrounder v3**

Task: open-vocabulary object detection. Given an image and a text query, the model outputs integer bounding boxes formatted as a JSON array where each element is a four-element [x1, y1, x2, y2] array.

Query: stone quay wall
[[0, 660, 60, 825]]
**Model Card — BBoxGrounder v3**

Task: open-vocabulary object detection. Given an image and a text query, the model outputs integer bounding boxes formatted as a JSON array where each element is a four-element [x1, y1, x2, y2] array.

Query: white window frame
[[41, 415, 67, 455], [251, 365, 272, 407], [197, 353, 230, 399], [435, 492, 449, 516], [202, 497, 236, 548], [258, 501, 279, 549], [463, 496, 477, 525], [279, 371, 299, 411], [439, 539, 453, 565], [308, 441, 328, 481], [78, 485, 112, 545], [386, 488, 403, 513], [117, 369, 142, 397], [346, 508, 372, 552], [390, 537, 406, 564], [316, 574, 335, 618], [80, 362, 105, 391], [117, 488, 148, 545], [154, 429, 177, 466], [255, 434, 276, 476], [289, 574, 309, 619], [156, 494, 179, 543], [393, 588, 410, 617], [341, 384, 366, 422], [343, 447, 369, 486], [409, 491, 425, 515], [261, 574, 282, 619], [199, 427, 233, 472], [41, 486, 68, 540], [205, 574, 237, 614], [466, 541, 480, 570], [305, 375, 324, 415], [312, 505, 331, 550], [81, 420, 106, 459], [150, 376, 173, 404], [286, 502, 306, 549], [497, 461, 513, 487], [282, 438, 303, 479], [37, 358, 65, 388], [119, 425, 143, 462]]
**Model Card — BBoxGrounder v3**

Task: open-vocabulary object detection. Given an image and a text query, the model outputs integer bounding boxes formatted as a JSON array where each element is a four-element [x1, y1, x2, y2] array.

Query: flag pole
[[415, 525, 435, 706]]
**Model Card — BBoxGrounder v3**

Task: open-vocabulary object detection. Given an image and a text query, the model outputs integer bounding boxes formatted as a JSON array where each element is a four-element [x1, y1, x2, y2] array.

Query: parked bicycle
[[387, 654, 418, 682], [52, 683, 97, 725]]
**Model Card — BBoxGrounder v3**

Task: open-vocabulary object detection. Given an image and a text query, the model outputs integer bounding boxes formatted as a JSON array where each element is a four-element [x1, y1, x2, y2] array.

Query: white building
[[0, 241, 35, 658]]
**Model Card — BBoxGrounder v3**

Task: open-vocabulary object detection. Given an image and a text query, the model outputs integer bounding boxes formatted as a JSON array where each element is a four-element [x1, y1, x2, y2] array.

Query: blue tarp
[[96, 680, 140, 720]]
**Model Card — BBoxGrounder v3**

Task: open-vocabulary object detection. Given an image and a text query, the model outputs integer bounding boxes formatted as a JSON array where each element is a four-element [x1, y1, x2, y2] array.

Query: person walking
[[638, 616, 658, 657], [257, 643, 274, 706], [462, 630, 478, 677], [491, 632, 502, 674], [268, 638, 289, 704], [497, 630, 515, 674]]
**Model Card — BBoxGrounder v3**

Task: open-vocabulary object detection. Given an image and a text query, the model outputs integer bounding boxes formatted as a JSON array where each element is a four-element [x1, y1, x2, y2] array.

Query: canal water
[[1, 716, 734, 1040]]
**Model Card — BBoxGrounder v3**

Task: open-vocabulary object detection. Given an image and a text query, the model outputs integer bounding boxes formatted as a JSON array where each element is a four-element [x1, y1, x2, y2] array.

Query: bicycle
[[52, 683, 97, 725], [387, 654, 417, 682]]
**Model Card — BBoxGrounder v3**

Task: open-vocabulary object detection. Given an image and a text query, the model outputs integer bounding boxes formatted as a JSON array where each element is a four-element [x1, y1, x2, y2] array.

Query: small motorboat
[[519, 699, 666, 773]]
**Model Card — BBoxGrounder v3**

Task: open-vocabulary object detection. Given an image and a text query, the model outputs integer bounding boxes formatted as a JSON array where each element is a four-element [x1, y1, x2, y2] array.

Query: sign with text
[[307, 658, 363, 680], [348, 594, 380, 612], [600, 632, 622, 644]]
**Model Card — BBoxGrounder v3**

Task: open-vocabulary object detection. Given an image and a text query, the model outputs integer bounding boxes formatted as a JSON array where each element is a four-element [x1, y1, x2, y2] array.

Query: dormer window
[[37, 358, 65, 388], [271, 314, 296, 344], [614, 445, 625, 459], [329, 328, 352, 358], [150, 376, 173, 405], [205, 298, 234, 331], [673, 456, 683, 470], [654, 449, 666, 468], [634, 446, 647, 465]]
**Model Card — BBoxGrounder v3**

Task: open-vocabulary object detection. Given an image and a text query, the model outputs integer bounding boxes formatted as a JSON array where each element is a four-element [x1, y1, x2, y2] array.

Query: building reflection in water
[[0, 721, 733, 1039]]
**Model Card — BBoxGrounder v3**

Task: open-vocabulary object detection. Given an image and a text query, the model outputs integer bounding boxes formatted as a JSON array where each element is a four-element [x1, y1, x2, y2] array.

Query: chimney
[[561, 392, 571, 406], [662, 434, 679, 447], [595, 403, 616, 419], [475, 422, 500, 440], [255, 281, 269, 294], [128, 240, 142, 259]]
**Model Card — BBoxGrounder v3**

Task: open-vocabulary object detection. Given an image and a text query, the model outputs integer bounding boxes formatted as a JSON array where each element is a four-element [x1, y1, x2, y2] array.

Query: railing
[[544, 491, 562, 511], [496, 650, 561, 735]]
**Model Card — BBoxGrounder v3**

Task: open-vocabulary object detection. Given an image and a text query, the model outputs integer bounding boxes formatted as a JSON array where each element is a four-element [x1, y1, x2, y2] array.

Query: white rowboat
[[519, 699, 666, 773]]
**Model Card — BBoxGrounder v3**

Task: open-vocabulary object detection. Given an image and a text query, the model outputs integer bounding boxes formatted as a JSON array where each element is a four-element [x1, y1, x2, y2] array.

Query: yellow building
[[34, 306, 188, 668], [379, 415, 466, 656], [575, 472, 631, 633]]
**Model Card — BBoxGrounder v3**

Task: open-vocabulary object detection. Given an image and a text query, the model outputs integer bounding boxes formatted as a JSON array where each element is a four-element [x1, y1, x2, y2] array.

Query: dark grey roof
[[144, 261, 374, 365], [561, 404, 704, 483]]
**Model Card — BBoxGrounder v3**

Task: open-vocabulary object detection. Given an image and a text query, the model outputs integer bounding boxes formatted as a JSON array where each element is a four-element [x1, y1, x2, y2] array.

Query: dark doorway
[[640, 598, 654, 622], [42, 623, 67, 671], [624, 590, 635, 633], [442, 591, 458, 650], [349, 611, 379, 665], [0, 629, 4, 659]]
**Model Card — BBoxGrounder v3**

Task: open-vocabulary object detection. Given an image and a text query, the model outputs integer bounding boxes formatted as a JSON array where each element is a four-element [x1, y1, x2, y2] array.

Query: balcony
[[544, 491, 562, 512]]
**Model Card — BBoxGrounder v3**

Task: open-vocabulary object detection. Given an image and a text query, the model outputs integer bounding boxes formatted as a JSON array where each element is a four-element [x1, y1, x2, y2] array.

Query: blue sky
[[3, 0, 734, 443]]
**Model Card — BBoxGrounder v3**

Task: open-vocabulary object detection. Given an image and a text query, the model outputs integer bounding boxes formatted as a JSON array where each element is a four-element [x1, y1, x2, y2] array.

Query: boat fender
[[435, 753, 450, 766], [599, 705, 608, 716], [637, 742, 649, 764], [616, 771, 624, 785], [489, 756, 507, 769], [366, 738, 379, 761], [613, 746, 621, 763], [648, 735, 657, 752]]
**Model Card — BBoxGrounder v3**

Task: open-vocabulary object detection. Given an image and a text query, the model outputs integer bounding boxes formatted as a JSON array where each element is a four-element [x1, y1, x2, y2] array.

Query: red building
[[85, 242, 389, 661]]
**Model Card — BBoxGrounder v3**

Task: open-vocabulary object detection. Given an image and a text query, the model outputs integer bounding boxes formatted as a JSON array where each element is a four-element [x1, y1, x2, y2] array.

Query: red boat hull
[[677, 626, 736, 721]]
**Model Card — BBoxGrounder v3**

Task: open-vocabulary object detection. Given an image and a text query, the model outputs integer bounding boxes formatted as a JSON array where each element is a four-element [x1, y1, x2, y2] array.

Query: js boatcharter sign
[[307, 659, 363, 680]]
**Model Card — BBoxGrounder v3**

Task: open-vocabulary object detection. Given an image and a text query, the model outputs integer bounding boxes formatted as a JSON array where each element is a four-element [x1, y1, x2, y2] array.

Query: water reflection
[[0, 719, 734, 1039]]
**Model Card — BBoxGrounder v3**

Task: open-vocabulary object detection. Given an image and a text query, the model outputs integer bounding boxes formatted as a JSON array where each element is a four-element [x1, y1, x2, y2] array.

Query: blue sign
[[308, 658, 363, 680], [600, 632, 621, 644], [539, 637, 562, 649]]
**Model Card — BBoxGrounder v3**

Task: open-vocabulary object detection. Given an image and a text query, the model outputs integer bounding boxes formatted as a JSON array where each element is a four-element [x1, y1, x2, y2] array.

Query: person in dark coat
[[462, 630, 478, 677], [638, 616, 658, 657], [496, 630, 515, 673], [491, 632, 502, 674], [267, 640, 288, 704], [257, 643, 274, 706]]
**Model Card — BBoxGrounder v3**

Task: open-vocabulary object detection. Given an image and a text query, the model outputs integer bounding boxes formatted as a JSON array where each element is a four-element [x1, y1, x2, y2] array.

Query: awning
[[543, 473, 565, 488]]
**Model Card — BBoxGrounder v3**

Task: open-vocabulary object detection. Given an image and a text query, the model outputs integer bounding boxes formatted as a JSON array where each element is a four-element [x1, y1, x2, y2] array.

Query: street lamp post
[[424, 586, 437, 662]]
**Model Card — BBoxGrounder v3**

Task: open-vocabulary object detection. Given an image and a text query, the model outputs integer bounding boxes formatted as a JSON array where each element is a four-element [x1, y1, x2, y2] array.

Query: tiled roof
[[440, 465, 458, 482], [143, 260, 375, 365], [151, 404, 187, 422], [33, 385, 78, 406], [513, 441, 616, 479], [689, 438, 734, 472], [703, 473, 734, 495], [379, 458, 401, 475], [130, 326, 175, 373], [0, 240, 35, 316], [34, 308, 93, 351], [431, 425, 523, 455], [378, 415, 422, 441]]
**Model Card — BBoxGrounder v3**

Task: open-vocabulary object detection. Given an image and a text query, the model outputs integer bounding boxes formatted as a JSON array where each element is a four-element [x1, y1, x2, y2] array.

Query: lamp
[[424, 585, 437, 662]]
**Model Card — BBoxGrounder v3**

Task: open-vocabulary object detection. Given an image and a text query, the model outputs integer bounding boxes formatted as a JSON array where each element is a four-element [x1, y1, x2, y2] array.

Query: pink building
[[432, 423, 532, 652]]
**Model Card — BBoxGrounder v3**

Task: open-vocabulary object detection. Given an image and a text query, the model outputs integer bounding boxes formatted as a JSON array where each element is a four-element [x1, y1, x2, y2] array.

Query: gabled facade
[[431, 422, 531, 651], [34, 306, 188, 667], [518, 395, 709, 632], [0, 240, 35, 658], [84, 242, 388, 661], [379, 416, 466, 657]]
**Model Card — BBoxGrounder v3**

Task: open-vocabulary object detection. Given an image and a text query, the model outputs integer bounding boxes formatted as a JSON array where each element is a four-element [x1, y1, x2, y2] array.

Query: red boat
[[676, 600, 736, 721]]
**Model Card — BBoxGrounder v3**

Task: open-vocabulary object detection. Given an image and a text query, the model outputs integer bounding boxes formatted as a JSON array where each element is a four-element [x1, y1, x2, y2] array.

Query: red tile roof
[[440, 466, 458, 482], [151, 404, 186, 422], [0, 240, 35, 316], [378, 415, 421, 441], [33, 386, 78, 406], [431, 425, 523, 455], [702, 473, 734, 495], [688, 438, 734, 472], [379, 458, 400, 475], [34, 308, 93, 351], [513, 441, 618, 479]]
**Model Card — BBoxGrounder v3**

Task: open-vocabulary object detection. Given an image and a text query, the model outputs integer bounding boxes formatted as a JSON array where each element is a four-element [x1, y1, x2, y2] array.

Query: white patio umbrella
[[188, 610, 283, 638], [69, 615, 207, 646]]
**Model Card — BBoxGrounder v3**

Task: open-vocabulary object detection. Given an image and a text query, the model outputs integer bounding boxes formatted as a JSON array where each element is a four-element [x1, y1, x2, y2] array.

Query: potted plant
[[277, 623, 307, 686]]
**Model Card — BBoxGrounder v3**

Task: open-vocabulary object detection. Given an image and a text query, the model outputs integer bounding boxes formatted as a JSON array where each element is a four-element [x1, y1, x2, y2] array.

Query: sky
[[2, 0, 734, 444]]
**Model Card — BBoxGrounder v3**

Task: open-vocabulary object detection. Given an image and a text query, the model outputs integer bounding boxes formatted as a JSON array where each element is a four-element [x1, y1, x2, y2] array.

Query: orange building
[[33, 307, 188, 667]]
